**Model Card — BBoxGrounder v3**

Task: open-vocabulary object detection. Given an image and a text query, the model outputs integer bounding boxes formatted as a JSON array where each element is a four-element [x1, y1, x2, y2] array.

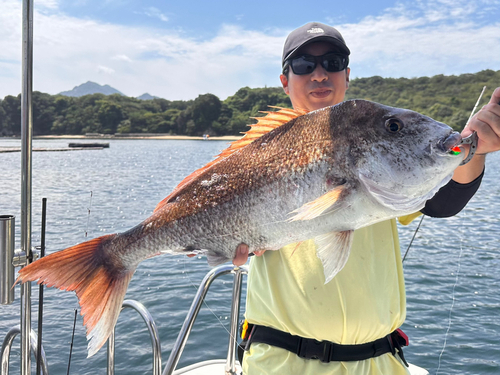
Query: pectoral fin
[[314, 230, 353, 284], [206, 250, 231, 267], [288, 185, 346, 222]]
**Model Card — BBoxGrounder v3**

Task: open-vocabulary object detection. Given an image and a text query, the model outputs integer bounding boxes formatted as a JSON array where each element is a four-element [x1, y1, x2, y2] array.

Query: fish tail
[[16, 234, 135, 357]]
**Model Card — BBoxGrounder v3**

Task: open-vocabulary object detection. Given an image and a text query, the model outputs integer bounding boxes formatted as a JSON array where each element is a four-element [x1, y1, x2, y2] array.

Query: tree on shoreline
[[1, 70, 498, 137]]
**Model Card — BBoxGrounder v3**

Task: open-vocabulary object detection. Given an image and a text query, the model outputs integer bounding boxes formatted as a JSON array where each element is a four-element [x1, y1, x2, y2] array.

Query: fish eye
[[385, 118, 404, 133]]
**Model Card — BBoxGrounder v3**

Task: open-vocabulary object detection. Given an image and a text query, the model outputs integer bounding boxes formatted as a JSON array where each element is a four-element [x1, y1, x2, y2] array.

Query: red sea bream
[[17, 99, 465, 357]]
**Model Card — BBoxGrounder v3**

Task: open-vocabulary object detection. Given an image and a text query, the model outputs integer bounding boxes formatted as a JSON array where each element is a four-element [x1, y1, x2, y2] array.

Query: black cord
[[67, 309, 78, 375], [36, 198, 47, 375], [402, 215, 425, 263]]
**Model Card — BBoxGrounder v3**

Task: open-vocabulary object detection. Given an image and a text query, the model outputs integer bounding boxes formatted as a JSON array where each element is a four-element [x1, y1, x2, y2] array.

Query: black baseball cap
[[282, 22, 350, 68]]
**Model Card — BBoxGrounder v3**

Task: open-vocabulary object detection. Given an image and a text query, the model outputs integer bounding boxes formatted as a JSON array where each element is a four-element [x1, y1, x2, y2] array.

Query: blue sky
[[1, 0, 499, 100], [55, 0, 397, 37]]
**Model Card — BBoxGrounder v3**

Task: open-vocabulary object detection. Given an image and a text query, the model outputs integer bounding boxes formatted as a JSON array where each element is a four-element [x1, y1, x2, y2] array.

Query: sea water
[[0, 138, 498, 374]]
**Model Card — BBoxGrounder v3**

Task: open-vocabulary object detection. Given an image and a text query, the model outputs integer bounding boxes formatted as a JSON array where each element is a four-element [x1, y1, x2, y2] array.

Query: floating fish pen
[[68, 143, 110, 148], [0, 147, 105, 153]]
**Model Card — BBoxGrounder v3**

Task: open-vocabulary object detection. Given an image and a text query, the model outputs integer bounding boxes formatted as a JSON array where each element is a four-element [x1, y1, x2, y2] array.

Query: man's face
[[280, 41, 350, 112]]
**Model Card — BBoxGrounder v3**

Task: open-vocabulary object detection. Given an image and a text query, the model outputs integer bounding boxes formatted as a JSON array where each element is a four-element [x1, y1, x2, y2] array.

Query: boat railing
[[1, 262, 247, 375], [162, 264, 247, 375], [107, 300, 162, 375], [103, 264, 247, 375], [3, 176, 247, 375], [1, 326, 49, 375]]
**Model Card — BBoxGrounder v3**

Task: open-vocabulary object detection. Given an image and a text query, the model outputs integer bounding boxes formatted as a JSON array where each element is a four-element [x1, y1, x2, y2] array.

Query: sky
[[0, 0, 499, 101]]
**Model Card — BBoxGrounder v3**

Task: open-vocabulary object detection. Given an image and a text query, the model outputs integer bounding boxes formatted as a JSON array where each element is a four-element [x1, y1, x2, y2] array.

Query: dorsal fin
[[153, 106, 307, 212]]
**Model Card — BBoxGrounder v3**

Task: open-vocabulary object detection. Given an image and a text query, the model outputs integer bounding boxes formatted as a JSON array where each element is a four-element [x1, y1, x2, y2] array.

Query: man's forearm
[[452, 154, 486, 184], [421, 168, 484, 218]]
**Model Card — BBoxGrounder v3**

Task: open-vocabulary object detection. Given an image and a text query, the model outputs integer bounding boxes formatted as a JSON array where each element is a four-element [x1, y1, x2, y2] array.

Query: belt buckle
[[386, 334, 396, 356], [297, 338, 332, 363]]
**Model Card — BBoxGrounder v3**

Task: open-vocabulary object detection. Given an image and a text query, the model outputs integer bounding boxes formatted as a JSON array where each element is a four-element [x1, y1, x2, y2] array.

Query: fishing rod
[[67, 309, 78, 375], [466, 86, 487, 125], [36, 198, 47, 375]]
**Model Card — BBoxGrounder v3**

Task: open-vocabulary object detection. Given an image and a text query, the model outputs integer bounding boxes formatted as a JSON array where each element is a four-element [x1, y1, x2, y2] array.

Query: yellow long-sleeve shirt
[[243, 219, 410, 375]]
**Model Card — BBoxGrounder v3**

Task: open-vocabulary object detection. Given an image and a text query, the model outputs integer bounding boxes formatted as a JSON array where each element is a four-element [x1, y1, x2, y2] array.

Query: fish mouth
[[437, 132, 462, 153]]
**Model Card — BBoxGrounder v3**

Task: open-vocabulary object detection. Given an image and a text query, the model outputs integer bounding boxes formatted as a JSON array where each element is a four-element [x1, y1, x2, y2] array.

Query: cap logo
[[307, 27, 324, 34]]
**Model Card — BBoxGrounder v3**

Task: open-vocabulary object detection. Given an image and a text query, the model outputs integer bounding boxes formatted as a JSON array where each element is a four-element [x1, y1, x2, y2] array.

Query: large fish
[[17, 99, 464, 356]]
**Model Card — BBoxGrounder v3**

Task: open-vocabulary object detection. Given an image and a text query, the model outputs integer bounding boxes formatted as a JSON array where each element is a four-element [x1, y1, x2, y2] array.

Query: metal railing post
[[20, 0, 34, 373], [1, 326, 48, 375], [107, 332, 115, 375], [225, 268, 245, 375], [107, 300, 162, 375]]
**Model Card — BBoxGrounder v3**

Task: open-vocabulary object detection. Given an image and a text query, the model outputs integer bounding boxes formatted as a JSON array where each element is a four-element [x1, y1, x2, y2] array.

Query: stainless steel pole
[[225, 268, 245, 375], [21, 0, 34, 373], [0, 215, 15, 305]]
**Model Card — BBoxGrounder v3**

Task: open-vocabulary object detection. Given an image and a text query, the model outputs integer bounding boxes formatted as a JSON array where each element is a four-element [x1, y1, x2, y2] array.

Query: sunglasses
[[284, 52, 349, 75]]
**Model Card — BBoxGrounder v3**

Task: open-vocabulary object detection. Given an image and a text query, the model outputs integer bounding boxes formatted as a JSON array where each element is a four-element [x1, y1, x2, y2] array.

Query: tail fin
[[16, 234, 136, 357]]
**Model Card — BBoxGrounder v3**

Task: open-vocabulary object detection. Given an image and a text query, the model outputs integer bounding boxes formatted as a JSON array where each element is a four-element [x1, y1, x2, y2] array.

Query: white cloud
[[37, 0, 59, 9], [0, 1, 284, 99], [97, 65, 115, 74], [112, 54, 133, 62], [341, 1, 500, 79], [1, 0, 499, 100], [143, 7, 169, 23]]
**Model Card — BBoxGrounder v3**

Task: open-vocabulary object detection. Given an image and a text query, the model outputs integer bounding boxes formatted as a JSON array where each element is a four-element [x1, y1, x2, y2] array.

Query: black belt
[[244, 325, 409, 366]]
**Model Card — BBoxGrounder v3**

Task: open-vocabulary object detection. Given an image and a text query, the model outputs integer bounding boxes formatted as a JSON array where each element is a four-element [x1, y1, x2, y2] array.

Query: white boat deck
[[173, 359, 239, 374], [173, 359, 429, 375]]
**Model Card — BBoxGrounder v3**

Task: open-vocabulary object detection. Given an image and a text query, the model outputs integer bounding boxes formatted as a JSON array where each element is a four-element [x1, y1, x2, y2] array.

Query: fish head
[[332, 100, 464, 213]]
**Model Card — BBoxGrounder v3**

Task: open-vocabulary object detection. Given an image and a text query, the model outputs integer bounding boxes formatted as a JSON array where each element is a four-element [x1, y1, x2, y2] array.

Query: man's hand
[[232, 244, 265, 266], [186, 244, 265, 266], [462, 87, 500, 155], [232, 243, 249, 266], [453, 87, 500, 184]]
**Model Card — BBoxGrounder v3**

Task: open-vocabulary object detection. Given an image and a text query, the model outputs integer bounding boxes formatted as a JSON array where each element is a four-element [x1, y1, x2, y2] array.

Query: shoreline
[[1, 134, 241, 141], [32, 134, 241, 141]]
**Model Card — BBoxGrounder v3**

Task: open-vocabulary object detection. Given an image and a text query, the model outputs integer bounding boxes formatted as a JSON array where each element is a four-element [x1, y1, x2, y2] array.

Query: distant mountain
[[137, 93, 160, 100], [58, 81, 124, 97]]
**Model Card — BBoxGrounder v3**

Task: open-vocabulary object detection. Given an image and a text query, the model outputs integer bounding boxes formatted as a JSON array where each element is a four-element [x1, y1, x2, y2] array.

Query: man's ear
[[345, 68, 350, 90], [280, 74, 290, 95]]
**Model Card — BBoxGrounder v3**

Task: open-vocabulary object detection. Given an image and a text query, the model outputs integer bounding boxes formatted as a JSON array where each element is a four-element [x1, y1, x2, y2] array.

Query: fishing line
[[84, 191, 93, 238], [435, 88, 486, 373], [435, 214, 466, 375], [435, 86, 488, 373]]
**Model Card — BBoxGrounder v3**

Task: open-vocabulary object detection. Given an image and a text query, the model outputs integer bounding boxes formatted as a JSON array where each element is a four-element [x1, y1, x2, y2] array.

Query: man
[[233, 22, 500, 374]]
